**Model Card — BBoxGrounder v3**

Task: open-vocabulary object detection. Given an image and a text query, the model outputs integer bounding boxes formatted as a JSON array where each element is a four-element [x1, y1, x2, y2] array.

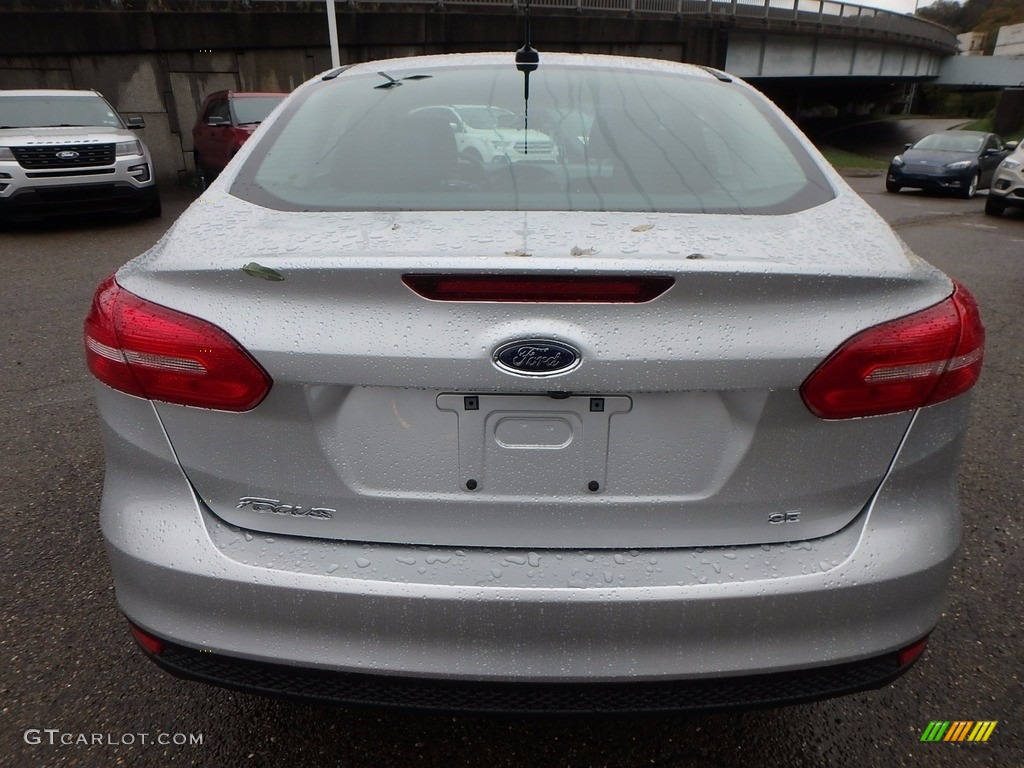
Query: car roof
[[0, 89, 102, 97]]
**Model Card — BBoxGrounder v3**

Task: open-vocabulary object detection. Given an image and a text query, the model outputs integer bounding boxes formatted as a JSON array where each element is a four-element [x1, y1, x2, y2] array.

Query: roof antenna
[[515, 1, 539, 149]]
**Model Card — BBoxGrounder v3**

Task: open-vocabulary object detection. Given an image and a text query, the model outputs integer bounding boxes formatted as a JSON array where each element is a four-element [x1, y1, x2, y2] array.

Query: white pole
[[326, 0, 341, 68]]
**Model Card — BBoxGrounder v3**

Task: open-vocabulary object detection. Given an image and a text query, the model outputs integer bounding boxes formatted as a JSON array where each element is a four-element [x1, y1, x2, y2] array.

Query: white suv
[[985, 140, 1024, 217], [412, 104, 559, 165], [0, 89, 160, 221]]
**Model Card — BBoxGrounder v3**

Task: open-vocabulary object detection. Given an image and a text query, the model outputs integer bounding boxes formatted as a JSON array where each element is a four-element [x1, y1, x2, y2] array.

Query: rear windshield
[[233, 62, 833, 214], [0, 94, 122, 129]]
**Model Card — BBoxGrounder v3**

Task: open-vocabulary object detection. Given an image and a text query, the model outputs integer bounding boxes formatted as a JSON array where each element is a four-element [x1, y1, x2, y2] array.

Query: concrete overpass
[[397, 0, 958, 80]]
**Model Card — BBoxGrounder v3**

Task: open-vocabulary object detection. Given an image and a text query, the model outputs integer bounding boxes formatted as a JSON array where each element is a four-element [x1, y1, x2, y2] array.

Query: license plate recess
[[436, 393, 632, 495]]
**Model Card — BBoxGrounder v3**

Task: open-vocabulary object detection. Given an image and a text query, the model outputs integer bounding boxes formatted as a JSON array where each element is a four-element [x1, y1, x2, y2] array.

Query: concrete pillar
[[993, 88, 1024, 136]]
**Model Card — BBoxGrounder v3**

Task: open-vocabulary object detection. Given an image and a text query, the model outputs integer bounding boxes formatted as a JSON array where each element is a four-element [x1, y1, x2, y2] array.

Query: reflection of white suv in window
[[412, 105, 559, 165], [0, 89, 160, 222]]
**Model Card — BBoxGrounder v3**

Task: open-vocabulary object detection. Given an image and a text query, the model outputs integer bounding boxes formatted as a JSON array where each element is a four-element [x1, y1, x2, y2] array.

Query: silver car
[[85, 53, 985, 713], [984, 140, 1024, 217]]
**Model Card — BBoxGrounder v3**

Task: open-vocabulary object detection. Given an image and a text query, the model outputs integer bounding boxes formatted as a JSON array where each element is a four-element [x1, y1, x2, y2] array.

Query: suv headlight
[[945, 160, 971, 170], [1000, 158, 1022, 171], [116, 140, 143, 158], [0, 146, 14, 161], [891, 155, 903, 167]]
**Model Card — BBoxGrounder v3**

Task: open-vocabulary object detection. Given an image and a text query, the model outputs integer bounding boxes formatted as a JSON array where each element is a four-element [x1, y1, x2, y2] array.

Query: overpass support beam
[[994, 88, 1024, 135], [726, 32, 942, 79]]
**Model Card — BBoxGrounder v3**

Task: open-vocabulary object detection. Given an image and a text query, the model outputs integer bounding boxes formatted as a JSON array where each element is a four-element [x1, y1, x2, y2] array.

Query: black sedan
[[886, 130, 1008, 199]]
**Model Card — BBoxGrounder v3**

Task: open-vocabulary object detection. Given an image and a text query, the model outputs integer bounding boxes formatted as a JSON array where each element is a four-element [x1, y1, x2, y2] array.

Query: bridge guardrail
[[350, 0, 957, 51]]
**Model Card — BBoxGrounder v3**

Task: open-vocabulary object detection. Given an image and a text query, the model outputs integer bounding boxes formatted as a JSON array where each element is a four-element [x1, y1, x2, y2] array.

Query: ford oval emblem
[[493, 339, 581, 377], [56, 150, 80, 160]]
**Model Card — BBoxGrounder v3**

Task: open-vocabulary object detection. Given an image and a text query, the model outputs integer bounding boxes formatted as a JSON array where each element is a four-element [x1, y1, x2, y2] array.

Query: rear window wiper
[[373, 72, 433, 90]]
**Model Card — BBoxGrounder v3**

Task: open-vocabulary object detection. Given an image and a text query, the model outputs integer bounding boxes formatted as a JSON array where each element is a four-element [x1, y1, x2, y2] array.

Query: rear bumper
[[98, 385, 966, 706], [138, 631, 925, 713]]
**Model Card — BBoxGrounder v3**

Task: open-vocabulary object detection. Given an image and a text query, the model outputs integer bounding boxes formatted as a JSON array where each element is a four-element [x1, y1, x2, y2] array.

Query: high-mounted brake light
[[84, 275, 272, 411], [402, 274, 674, 303], [801, 281, 984, 419]]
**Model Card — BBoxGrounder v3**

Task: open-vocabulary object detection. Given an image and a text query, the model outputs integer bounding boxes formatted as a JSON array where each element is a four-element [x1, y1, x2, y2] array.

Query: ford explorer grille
[[12, 144, 116, 169]]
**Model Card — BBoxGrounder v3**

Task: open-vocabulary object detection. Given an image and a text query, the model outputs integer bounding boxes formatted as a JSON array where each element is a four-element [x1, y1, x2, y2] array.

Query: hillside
[[918, 0, 1024, 49]]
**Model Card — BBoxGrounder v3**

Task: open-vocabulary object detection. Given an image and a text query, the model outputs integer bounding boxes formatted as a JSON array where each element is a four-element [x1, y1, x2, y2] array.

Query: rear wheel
[[885, 180, 901, 193], [960, 172, 980, 200], [194, 153, 215, 190], [984, 195, 1005, 217]]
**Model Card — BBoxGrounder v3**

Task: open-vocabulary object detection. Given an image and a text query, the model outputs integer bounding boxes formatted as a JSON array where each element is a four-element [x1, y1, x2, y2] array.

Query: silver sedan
[[84, 52, 984, 713]]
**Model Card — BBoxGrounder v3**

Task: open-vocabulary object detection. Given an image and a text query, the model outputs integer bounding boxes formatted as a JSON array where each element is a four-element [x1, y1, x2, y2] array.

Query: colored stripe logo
[[921, 721, 997, 742]]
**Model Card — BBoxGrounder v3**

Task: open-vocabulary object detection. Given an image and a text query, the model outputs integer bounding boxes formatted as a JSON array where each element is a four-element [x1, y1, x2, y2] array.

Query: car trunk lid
[[120, 197, 951, 549]]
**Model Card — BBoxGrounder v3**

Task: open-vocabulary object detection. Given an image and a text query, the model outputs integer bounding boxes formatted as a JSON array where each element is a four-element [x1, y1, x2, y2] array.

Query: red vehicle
[[192, 90, 286, 187]]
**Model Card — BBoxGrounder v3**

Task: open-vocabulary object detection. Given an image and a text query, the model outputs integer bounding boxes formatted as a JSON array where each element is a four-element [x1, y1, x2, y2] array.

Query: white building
[[994, 22, 1024, 56], [957, 31, 986, 56]]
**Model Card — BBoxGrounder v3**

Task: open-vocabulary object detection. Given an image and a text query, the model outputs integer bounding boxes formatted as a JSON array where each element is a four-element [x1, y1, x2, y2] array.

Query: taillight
[[84, 275, 272, 411], [801, 281, 984, 419], [402, 274, 674, 303]]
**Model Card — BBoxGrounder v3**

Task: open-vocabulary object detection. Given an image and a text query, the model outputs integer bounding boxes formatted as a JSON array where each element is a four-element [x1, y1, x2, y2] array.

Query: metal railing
[[346, 0, 957, 50]]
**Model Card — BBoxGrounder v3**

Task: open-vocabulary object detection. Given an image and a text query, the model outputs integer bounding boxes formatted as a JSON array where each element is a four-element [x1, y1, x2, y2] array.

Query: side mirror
[[903, 143, 913, 151], [1005, 140, 1019, 151], [125, 116, 145, 129]]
